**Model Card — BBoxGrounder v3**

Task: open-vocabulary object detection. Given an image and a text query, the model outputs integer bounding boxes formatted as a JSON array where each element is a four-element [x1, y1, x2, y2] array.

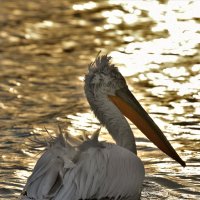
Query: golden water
[[0, 0, 199, 199]]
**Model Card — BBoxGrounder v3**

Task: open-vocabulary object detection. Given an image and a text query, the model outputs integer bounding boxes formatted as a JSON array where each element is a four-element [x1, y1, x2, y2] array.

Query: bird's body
[[21, 55, 185, 200], [22, 133, 144, 200]]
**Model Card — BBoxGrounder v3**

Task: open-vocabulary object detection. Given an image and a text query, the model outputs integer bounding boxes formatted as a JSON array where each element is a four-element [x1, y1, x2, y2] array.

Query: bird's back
[[21, 133, 144, 200]]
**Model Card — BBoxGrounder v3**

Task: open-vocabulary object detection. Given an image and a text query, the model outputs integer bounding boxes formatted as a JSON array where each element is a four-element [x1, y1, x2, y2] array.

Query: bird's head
[[84, 55, 127, 97], [84, 54, 185, 167]]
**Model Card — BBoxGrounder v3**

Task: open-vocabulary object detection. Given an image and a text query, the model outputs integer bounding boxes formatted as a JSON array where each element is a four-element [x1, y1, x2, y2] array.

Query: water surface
[[0, 0, 200, 199]]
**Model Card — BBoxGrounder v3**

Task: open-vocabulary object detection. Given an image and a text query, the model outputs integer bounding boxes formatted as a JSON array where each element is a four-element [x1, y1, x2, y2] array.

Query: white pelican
[[21, 55, 185, 200]]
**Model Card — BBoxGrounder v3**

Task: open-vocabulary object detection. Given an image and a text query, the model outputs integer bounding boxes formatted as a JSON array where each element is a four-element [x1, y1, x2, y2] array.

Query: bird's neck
[[88, 94, 137, 154]]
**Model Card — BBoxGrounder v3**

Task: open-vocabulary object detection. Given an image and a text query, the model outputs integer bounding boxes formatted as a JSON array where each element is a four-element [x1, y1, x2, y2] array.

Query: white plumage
[[21, 132, 144, 200], [21, 55, 184, 200]]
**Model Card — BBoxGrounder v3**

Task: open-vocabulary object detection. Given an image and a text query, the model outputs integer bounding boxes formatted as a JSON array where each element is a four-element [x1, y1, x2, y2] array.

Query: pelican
[[21, 55, 185, 200]]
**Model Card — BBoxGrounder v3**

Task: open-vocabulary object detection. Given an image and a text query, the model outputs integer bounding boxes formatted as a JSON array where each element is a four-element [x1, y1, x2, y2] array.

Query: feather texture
[[21, 55, 147, 199], [21, 132, 144, 200]]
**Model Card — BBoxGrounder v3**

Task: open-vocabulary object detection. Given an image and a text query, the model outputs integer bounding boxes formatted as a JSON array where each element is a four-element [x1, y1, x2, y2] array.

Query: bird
[[20, 55, 185, 200]]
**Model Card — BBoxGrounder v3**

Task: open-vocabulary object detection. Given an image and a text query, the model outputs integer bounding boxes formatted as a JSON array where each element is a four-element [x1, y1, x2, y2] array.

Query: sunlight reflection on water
[[0, 0, 200, 199]]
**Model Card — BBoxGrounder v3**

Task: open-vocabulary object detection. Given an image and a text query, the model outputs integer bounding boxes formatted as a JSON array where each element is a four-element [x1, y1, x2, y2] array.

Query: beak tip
[[181, 160, 186, 168], [176, 157, 186, 167]]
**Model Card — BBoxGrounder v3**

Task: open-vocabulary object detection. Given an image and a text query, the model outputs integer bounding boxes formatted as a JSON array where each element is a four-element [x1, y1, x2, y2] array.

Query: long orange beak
[[109, 87, 186, 167]]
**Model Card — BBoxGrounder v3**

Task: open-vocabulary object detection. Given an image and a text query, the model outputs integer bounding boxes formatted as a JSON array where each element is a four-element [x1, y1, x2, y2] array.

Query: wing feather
[[22, 134, 77, 199], [21, 136, 144, 200], [55, 143, 144, 200]]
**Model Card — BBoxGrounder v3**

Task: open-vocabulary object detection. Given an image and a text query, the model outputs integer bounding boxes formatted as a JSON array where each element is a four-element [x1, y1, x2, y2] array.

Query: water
[[0, 0, 200, 199]]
